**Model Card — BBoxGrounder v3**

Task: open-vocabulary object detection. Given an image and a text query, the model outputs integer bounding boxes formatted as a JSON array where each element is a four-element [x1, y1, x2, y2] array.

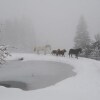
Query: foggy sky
[[0, 0, 100, 50]]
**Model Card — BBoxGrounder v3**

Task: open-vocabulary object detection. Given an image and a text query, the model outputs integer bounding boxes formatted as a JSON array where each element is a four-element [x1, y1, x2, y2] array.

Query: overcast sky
[[0, 0, 100, 49]]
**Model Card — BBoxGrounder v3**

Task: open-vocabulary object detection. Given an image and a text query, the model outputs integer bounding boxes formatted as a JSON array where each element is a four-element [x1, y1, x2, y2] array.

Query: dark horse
[[69, 48, 82, 59], [57, 49, 67, 56], [51, 49, 59, 56], [51, 49, 66, 56]]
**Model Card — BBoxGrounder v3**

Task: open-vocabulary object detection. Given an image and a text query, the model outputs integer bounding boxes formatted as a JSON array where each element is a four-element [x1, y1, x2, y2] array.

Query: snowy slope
[[1, 53, 100, 100]]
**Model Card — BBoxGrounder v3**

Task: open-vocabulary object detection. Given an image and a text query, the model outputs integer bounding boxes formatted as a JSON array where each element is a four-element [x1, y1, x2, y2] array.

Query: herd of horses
[[34, 45, 82, 59], [51, 48, 82, 59], [51, 49, 66, 56]]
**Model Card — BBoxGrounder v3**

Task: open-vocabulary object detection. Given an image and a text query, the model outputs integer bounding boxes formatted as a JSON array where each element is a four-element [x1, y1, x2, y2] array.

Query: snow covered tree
[[88, 33, 100, 57], [0, 45, 11, 64], [74, 16, 91, 49], [94, 33, 100, 42], [91, 40, 100, 57]]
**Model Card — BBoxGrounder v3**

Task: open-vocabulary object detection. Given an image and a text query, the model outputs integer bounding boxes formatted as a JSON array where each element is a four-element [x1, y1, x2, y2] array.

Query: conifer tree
[[74, 16, 91, 49]]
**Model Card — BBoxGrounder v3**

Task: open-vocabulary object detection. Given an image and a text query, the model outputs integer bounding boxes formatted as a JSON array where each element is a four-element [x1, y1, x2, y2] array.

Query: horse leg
[[63, 53, 65, 57], [76, 54, 78, 59], [56, 52, 59, 56], [69, 53, 70, 58], [71, 54, 73, 58], [56, 53, 58, 56], [63, 54, 65, 57], [62, 53, 63, 57]]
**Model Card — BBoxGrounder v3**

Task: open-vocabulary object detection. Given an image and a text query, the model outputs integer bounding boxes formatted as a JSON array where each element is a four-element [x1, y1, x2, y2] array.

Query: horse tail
[[68, 51, 71, 57]]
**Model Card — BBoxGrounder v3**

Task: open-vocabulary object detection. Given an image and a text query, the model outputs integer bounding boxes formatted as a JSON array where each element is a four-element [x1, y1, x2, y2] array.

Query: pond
[[0, 61, 76, 91]]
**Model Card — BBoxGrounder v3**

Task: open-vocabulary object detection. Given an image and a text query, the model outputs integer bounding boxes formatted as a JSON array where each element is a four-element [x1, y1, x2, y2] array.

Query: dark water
[[0, 61, 76, 91]]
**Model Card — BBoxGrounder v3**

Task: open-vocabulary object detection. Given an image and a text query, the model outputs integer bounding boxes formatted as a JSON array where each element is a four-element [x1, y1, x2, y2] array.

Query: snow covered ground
[[0, 53, 100, 100], [0, 59, 75, 90]]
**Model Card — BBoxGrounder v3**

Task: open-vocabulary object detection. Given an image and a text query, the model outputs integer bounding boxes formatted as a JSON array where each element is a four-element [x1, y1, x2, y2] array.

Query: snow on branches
[[0, 45, 11, 64]]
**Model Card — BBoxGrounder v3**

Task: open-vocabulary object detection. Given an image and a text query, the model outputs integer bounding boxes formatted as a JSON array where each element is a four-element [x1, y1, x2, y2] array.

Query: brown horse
[[57, 49, 67, 56], [51, 49, 60, 56], [51, 49, 66, 56]]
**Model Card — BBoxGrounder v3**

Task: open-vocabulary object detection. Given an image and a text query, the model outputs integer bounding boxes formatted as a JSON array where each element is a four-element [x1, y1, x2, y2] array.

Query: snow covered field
[[0, 53, 100, 100]]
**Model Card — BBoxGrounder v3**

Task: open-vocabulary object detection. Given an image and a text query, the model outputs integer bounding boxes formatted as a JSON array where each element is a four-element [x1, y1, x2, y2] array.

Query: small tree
[[91, 41, 100, 57], [0, 45, 11, 64], [95, 33, 100, 42], [89, 33, 100, 57]]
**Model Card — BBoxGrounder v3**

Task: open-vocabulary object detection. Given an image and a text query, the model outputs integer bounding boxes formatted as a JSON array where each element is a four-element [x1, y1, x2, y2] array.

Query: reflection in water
[[0, 61, 76, 91]]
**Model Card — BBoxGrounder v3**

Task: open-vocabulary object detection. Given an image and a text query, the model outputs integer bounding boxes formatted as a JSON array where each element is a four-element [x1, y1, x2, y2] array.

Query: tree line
[[74, 16, 100, 59]]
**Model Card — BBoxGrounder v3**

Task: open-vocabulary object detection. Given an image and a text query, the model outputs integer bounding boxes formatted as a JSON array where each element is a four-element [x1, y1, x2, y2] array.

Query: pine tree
[[74, 16, 91, 49]]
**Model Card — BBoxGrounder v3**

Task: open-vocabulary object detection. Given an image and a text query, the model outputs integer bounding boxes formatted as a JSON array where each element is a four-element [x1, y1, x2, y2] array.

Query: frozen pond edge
[[0, 60, 76, 91]]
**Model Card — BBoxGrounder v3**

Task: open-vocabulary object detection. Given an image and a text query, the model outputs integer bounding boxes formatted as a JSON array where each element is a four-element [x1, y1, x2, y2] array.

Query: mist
[[0, 0, 100, 51]]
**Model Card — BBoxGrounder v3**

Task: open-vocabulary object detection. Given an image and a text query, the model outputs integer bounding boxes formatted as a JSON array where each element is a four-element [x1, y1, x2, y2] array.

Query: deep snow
[[0, 53, 100, 100]]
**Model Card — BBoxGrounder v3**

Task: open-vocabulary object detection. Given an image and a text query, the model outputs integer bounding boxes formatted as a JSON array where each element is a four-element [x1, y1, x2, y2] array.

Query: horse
[[45, 44, 52, 54], [51, 49, 66, 56], [57, 49, 67, 56], [69, 48, 82, 59], [34, 47, 43, 54], [51, 49, 59, 56], [34, 45, 51, 55]]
